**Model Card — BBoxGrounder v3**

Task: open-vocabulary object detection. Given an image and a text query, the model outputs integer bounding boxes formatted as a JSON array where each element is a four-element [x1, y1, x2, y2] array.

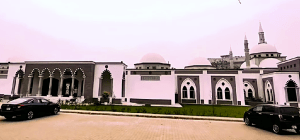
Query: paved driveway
[[0, 113, 299, 140]]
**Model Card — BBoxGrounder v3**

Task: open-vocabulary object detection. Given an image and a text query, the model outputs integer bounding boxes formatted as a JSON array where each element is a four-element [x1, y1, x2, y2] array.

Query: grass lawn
[[61, 104, 250, 118]]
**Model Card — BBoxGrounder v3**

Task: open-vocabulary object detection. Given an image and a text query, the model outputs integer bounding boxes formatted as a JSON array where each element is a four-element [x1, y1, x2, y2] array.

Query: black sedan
[[0, 97, 60, 120], [244, 104, 300, 134]]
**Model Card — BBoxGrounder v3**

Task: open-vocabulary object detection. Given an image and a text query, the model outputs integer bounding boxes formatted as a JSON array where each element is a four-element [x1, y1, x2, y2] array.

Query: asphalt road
[[0, 113, 299, 140]]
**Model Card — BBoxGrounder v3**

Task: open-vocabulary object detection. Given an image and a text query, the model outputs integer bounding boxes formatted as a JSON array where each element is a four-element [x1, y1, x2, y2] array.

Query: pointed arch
[[101, 69, 112, 79], [99, 69, 113, 97], [180, 78, 197, 101], [248, 89, 253, 98], [182, 86, 187, 98], [41, 68, 51, 76], [265, 80, 273, 102], [51, 68, 62, 76], [15, 69, 24, 78], [243, 81, 256, 98], [217, 87, 222, 99], [74, 68, 86, 77], [190, 86, 195, 99], [215, 78, 233, 101], [31, 68, 41, 75], [225, 87, 230, 99], [285, 80, 298, 102], [63, 68, 73, 76]]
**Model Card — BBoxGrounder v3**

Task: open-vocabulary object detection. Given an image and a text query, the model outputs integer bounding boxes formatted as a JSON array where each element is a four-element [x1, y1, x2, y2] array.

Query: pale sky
[[1, 0, 300, 68]]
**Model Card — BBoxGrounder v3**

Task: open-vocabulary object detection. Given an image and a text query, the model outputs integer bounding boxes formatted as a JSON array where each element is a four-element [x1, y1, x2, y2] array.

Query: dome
[[250, 43, 277, 54], [188, 57, 211, 66], [259, 58, 280, 68], [240, 61, 258, 69], [139, 53, 166, 63]]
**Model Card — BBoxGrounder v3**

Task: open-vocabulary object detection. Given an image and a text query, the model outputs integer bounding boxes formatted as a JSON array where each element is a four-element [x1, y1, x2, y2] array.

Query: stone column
[[284, 87, 288, 105], [81, 75, 86, 101], [58, 75, 64, 97], [110, 77, 113, 103], [296, 87, 300, 103], [11, 76, 17, 96], [70, 75, 75, 98], [78, 79, 82, 97], [98, 78, 102, 100], [26, 75, 33, 97], [47, 75, 53, 97], [37, 75, 43, 96]]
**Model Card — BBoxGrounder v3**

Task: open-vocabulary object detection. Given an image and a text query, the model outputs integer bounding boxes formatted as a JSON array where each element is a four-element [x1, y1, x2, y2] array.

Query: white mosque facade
[[1, 23, 300, 107]]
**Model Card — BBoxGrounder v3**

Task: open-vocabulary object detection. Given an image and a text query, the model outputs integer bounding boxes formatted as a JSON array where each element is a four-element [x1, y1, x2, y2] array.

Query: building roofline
[[134, 62, 170, 66], [277, 56, 300, 65]]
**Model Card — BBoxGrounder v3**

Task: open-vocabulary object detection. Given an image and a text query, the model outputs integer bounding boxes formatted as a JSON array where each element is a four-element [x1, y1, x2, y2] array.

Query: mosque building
[[0, 23, 299, 107]]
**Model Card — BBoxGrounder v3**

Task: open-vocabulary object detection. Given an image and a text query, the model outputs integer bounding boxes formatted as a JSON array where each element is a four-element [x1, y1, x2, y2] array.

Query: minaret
[[229, 46, 234, 69], [258, 22, 267, 44], [244, 35, 250, 68]]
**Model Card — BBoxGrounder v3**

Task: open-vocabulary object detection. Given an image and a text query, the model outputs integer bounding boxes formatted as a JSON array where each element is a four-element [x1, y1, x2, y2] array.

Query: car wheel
[[272, 124, 282, 134], [244, 116, 252, 126], [53, 107, 59, 115], [27, 111, 34, 120], [4, 116, 13, 120]]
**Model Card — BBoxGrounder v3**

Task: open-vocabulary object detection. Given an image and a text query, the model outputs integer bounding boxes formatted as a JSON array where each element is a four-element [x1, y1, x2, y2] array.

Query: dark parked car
[[0, 97, 60, 120], [244, 104, 300, 134]]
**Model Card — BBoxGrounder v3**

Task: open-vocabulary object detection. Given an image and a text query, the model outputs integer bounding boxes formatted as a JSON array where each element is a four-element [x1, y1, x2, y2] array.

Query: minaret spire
[[229, 46, 234, 69], [244, 35, 250, 68], [258, 22, 267, 44]]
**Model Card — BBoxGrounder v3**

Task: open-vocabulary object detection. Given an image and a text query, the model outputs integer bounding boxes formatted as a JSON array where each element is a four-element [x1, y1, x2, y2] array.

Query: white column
[[26, 75, 33, 96], [37, 75, 43, 96], [110, 77, 113, 103], [81, 75, 86, 101], [11, 76, 17, 96], [78, 79, 82, 96], [47, 75, 53, 97], [98, 78, 102, 100], [70, 75, 75, 98], [15, 77, 20, 95], [58, 75, 64, 97]]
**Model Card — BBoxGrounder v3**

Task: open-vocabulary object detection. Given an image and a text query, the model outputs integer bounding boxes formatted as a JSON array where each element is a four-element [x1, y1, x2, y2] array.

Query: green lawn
[[61, 104, 250, 118]]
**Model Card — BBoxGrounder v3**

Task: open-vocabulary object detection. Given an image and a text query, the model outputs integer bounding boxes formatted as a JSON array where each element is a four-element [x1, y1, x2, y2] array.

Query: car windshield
[[280, 107, 299, 115], [8, 98, 30, 104]]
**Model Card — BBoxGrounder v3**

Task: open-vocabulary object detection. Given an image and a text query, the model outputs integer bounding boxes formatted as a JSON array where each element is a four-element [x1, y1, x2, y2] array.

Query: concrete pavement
[[0, 113, 299, 140]]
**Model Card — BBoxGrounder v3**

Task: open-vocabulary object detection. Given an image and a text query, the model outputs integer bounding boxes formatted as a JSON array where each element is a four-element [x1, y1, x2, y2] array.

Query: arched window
[[248, 89, 253, 98], [267, 89, 270, 101], [190, 86, 195, 99], [286, 81, 297, 102], [182, 86, 187, 98], [265, 80, 274, 102], [217, 87, 222, 99], [270, 89, 273, 101], [225, 87, 230, 99], [244, 89, 246, 97]]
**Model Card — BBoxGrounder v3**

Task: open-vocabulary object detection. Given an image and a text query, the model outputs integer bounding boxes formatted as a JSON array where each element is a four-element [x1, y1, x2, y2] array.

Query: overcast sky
[[1, 0, 300, 68]]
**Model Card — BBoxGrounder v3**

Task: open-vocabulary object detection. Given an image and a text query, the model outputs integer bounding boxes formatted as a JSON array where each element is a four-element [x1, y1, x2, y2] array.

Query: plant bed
[[60, 104, 250, 118]]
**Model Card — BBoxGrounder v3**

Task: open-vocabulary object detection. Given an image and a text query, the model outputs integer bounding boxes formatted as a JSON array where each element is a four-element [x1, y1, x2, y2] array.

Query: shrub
[[181, 109, 188, 115], [164, 110, 171, 114], [136, 108, 141, 113], [152, 108, 161, 114], [189, 108, 194, 115], [111, 106, 117, 112], [102, 91, 110, 100], [120, 107, 126, 112], [141, 108, 147, 113], [173, 110, 181, 115]]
